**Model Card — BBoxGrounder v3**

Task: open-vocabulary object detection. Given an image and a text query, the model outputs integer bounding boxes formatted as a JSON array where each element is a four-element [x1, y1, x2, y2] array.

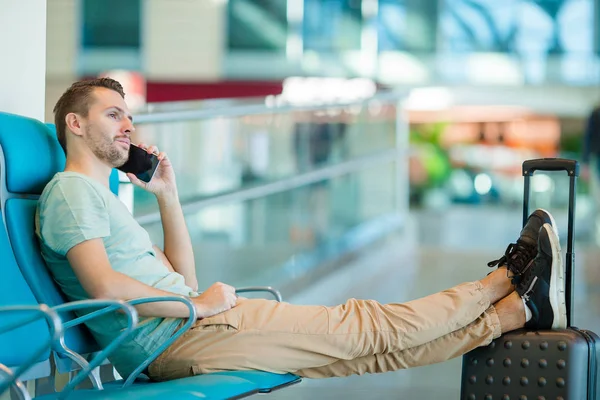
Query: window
[[377, 0, 439, 52], [303, 0, 363, 52], [227, 0, 288, 51], [439, 0, 594, 55], [82, 0, 140, 49]]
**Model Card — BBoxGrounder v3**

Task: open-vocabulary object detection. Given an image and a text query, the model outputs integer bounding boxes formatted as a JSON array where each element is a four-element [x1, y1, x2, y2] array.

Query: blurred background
[[42, 0, 600, 247], [44, 0, 600, 216], [5, 0, 600, 398]]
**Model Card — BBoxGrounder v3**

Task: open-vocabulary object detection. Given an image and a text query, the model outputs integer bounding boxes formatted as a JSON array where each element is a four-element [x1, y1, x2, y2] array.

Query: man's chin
[[105, 153, 128, 169], [113, 157, 128, 169], [110, 147, 129, 168]]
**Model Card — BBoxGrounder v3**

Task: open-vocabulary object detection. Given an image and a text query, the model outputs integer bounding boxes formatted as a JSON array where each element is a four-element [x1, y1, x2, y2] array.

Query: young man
[[36, 78, 567, 381]]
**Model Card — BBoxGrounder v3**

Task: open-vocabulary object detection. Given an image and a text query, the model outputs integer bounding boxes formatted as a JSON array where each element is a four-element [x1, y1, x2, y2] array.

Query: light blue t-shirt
[[35, 172, 197, 378]]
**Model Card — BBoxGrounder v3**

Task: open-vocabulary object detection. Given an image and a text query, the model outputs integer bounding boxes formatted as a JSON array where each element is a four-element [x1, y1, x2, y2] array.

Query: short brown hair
[[53, 78, 125, 153]]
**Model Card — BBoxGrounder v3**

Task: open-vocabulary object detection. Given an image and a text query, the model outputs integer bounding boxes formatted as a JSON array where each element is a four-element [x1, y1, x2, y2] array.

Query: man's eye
[[109, 113, 118, 119]]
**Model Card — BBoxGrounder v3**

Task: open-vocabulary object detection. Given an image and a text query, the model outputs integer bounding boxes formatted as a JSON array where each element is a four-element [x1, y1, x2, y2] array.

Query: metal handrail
[[134, 91, 405, 124], [128, 92, 408, 225], [135, 148, 403, 225]]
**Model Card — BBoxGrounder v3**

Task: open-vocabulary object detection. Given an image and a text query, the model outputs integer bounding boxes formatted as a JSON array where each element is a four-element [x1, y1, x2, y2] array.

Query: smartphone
[[117, 143, 161, 183]]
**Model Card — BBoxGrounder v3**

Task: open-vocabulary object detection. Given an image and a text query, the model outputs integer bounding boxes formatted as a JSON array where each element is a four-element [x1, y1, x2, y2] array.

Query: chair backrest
[[0, 214, 52, 372], [0, 112, 119, 356]]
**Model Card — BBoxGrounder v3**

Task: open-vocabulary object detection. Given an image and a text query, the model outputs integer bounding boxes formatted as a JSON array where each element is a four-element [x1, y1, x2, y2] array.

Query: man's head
[[53, 78, 134, 167]]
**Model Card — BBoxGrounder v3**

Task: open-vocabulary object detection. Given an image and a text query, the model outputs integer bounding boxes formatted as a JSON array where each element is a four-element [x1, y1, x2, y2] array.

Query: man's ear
[[65, 113, 84, 137]]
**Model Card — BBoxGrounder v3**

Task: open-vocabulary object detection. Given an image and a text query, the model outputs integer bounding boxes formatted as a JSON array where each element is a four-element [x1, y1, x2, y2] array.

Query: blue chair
[[0, 212, 59, 396], [0, 111, 301, 399], [0, 209, 234, 400], [0, 211, 208, 399]]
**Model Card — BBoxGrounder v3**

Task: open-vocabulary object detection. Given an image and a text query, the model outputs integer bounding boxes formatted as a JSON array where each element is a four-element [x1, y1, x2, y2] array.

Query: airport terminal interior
[[2, 0, 600, 399]]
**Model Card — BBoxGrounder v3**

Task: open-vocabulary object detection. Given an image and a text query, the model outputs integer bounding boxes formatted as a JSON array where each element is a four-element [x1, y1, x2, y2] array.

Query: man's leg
[[149, 213, 560, 381], [148, 268, 512, 381], [296, 222, 566, 378], [295, 292, 524, 378]]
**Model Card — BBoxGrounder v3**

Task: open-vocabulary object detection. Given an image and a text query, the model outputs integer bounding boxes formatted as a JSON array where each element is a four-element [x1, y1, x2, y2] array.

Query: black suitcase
[[461, 158, 599, 400]]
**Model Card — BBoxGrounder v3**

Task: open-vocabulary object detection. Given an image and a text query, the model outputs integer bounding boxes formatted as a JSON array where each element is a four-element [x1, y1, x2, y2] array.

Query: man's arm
[[67, 238, 236, 318], [153, 245, 175, 272], [126, 145, 198, 291], [156, 192, 198, 291]]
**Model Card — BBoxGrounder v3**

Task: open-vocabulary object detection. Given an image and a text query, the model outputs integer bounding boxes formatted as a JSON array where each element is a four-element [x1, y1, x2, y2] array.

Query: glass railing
[[126, 93, 409, 293]]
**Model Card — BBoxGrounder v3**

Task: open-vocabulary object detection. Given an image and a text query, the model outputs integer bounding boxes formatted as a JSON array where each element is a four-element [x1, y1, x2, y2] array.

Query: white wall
[[45, 0, 78, 122], [0, 0, 47, 121], [143, 0, 225, 81], [46, 0, 77, 78]]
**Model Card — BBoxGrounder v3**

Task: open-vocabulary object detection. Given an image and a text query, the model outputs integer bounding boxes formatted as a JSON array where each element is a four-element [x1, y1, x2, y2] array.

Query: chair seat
[[36, 371, 300, 400], [104, 371, 299, 397], [36, 374, 258, 400], [210, 371, 301, 392]]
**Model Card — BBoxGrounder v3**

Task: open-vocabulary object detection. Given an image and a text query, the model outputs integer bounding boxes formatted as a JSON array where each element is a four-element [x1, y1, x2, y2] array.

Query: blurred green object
[[419, 144, 451, 186], [560, 131, 583, 154], [410, 122, 451, 188], [410, 122, 446, 146]]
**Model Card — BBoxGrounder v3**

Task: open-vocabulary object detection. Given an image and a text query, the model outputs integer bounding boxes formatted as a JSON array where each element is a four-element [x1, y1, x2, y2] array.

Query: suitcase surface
[[460, 159, 599, 399], [461, 328, 599, 399]]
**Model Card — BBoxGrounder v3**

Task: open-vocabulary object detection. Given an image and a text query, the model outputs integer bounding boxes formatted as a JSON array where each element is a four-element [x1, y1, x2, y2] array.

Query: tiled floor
[[266, 206, 600, 399]]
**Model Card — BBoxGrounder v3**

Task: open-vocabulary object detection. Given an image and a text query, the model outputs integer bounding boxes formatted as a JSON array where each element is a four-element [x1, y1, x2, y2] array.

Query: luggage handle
[[523, 158, 579, 176], [522, 158, 578, 327]]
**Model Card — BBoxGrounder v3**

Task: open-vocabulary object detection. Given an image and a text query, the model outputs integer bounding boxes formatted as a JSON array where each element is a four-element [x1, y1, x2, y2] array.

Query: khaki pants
[[148, 281, 501, 381]]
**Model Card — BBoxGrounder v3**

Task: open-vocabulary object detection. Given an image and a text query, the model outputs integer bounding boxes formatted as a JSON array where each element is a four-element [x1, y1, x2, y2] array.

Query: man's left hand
[[126, 143, 178, 198]]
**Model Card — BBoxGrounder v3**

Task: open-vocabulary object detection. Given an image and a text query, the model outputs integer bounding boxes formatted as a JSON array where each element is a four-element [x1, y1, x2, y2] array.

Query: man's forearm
[[157, 192, 198, 290], [99, 270, 195, 318]]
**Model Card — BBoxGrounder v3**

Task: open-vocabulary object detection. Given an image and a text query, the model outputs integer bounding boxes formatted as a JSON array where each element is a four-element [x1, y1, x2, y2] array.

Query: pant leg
[[294, 306, 501, 378], [148, 281, 491, 381]]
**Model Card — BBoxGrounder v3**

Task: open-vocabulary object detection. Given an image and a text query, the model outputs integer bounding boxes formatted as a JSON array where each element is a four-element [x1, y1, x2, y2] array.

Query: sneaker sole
[[537, 208, 559, 238], [544, 223, 567, 329]]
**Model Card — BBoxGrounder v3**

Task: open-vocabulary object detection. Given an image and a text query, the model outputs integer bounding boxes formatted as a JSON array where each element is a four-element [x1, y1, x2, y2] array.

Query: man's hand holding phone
[[121, 143, 178, 198]]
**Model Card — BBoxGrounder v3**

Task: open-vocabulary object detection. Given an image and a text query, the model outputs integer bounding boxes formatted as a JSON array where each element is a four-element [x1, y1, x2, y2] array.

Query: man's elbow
[[89, 288, 119, 300], [88, 281, 127, 300], [188, 279, 199, 292]]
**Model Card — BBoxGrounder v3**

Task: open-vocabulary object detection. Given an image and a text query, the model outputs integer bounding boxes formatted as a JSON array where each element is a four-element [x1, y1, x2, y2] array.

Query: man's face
[[81, 88, 134, 167]]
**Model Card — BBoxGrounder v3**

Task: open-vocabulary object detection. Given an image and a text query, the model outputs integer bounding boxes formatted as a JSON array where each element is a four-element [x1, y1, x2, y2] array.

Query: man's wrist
[[156, 190, 179, 206], [192, 299, 208, 319]]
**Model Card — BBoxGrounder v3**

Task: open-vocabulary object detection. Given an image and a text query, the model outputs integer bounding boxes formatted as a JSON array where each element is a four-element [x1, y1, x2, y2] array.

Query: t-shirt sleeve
[[40, 178, 110, 256]]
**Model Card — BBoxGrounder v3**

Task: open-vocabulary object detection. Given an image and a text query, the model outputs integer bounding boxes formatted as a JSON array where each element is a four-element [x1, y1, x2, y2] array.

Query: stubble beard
[[85, 125, 128, 168]]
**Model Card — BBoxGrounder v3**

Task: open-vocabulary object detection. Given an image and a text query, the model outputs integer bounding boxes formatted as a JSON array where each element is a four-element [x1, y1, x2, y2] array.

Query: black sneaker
[[487, 209, 557, 284], [516, 223, 566, 329]]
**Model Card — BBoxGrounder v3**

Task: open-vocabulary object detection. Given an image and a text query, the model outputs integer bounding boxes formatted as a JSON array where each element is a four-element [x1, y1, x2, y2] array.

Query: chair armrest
[[0, 305, 62, 396], [53, 300, 138, 398], [236, 286, 283, 302], [122, 296, 196, 387], [0, 364, 28, 400], [60, 301, 133, 330], [53, 300, 125, 391]]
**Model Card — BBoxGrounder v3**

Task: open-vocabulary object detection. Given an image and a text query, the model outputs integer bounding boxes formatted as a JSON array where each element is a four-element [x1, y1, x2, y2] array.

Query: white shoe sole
[[537, 208, 558, 238], [544, 223, 567, 329]]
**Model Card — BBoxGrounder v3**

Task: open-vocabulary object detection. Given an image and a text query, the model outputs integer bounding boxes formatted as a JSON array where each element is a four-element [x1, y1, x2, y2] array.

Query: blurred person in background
[[582, 105, 600, 244]]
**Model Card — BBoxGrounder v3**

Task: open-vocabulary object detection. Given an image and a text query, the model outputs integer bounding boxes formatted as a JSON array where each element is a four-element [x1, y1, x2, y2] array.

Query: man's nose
[[123, 119, 135, 134]]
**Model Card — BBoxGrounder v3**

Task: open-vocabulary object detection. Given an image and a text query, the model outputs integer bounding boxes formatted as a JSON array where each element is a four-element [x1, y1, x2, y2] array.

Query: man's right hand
[[193, 282, 238, 318]]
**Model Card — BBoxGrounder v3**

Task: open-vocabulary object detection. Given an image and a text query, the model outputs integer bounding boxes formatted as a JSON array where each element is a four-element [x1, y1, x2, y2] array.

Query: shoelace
[[487, 240, 536, 284]]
